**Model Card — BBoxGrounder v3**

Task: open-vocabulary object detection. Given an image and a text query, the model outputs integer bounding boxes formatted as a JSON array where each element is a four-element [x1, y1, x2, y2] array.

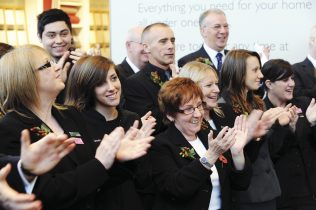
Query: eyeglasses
[[177, 102, 204, 115], [36, 60, 56, 71], [128, 41, 142, 45], [206, 24, 229, 31]]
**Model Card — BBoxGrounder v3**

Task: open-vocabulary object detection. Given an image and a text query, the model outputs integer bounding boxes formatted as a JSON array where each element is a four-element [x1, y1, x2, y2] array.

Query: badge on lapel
[[69, 131, 84, 144]]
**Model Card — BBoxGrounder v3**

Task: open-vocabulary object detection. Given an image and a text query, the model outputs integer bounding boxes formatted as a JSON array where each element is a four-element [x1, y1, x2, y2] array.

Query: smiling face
[[245, 56, 263, 91], [39, 21, 72, 60], [171, 97, 204, 140], [143, 25, 175, 70], [198, 71, 220, 109], [34, 49, 65, 97], [267, 75, 295, 104], [200, 13, 229, 52], [94, 67, 121, 108]]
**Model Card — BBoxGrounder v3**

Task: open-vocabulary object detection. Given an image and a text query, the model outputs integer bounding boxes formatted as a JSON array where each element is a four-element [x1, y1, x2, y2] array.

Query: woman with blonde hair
[[179, 61, 223, 129], [0, 45, 153, 210]]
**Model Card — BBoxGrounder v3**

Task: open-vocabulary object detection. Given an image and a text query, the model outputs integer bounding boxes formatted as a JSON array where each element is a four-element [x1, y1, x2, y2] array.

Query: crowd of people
[[0, 6, 315, 210]]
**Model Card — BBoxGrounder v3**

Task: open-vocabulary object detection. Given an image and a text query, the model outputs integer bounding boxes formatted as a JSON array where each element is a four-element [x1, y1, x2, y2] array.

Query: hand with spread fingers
[[116, 125, 154, 162], [205, 127, 236, 165], [0, 164, 42, 210], [20, 129, 76, 177], [230, 115, 248, 155]]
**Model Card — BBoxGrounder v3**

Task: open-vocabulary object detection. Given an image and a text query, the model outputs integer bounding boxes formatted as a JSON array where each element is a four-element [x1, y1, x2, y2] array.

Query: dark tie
[[216, 52, 223, 73], [164, 70, 171, 80]]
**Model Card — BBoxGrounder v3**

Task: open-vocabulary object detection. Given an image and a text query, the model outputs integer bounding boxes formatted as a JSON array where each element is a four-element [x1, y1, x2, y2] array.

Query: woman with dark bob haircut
[[150, 77, 252, 210], [218, 49, 297, 210], [262, 59, 316, 210]]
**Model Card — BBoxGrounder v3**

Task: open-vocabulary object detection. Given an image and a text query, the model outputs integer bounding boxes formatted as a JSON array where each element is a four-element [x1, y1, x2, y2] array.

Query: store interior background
[[0, 0, 110, 56]]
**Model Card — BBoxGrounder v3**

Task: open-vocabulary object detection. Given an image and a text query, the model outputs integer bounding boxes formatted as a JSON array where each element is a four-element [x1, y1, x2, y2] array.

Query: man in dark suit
[[293, 25, 316, 99], [116, 26, 149, 79], [178, 9, 229, 74], [124, 23, 175, 135]]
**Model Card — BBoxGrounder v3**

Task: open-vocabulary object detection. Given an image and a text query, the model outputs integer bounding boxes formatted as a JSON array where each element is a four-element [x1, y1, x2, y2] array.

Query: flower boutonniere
[[196, 57, 214, 66], [30, 124, 51, 137], [150, 71, 164, 87], [219, 154, 228, 166], [179, 147, 196, 160]]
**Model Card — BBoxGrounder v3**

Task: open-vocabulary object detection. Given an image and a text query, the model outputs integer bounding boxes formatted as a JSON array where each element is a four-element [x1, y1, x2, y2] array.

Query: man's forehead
[[148, 26, 174, 40], [43, 21, 70, 33]]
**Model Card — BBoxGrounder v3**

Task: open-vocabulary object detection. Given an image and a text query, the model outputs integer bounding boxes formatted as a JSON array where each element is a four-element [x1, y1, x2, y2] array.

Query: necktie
[[216, 52, 223, 73], [164, 70, 171, 80]]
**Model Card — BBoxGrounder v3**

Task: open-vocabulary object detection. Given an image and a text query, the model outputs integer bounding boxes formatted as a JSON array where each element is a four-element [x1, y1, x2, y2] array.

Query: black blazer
[[215, 94, 281, 204], [116, 58, 136, 79], [150, 123, 252, 210], [293, 58, 316, 99], [178, 45, 229, 71], [82, 108, 143, 210], [0, 106, 110, 210], [124, 62, 170, 134], [265, 96, 316, 208]]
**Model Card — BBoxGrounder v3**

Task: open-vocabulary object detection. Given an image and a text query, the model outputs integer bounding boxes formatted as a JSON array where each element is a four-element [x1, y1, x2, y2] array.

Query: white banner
[[110, 0, 316, 64]]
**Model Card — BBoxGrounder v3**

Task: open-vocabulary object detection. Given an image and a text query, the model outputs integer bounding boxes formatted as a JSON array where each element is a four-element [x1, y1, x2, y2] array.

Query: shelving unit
[[89, 9, 110, 56], [0, 0, 110, 57], [52, 0, 89, 50], [0, 6, 29, 46]]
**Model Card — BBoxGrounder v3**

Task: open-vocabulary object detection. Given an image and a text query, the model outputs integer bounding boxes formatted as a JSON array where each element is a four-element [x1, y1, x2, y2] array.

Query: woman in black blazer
[[0, 45, 153, 210], [218, 50, 297, 210], [262, 59, 316, 210], [150, 77, 252, 210], [64, 55, 156, 210]]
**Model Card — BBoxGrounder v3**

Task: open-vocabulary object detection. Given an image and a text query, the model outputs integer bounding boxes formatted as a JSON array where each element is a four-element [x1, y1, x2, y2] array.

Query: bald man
[[116, 26, 149, 79]]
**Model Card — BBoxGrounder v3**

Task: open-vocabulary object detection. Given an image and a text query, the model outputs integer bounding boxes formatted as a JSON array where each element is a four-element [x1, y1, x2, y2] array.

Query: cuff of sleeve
[[17, 160, 38, 194]]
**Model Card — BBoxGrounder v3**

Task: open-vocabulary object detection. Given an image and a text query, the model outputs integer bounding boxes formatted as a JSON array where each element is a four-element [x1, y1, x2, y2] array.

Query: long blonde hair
[[179, 61, 224, 117], [0, 45, 51, 114]]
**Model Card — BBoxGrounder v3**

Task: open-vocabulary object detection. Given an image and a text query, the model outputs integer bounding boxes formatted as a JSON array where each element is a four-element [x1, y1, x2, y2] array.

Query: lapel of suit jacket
[[122, 58, 135, 77], [199, 46, 217, 71], [52, 108, 94, 165], [302, 58, 316, 78], [168, 123, 228, 185], [168, 124, 200, 162], [16, 106, 92, 165]]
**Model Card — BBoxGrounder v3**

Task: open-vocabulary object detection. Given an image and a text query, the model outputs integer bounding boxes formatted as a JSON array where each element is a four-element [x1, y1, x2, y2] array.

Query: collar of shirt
[[126, 56, 140, 74], [307, 54, 316, 69], [203, 43, 225, 68]]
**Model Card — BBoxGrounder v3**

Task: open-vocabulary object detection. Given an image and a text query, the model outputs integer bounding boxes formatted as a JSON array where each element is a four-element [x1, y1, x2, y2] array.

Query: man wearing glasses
[[178, 9, 229, 74], [116, 26, 149, 79]]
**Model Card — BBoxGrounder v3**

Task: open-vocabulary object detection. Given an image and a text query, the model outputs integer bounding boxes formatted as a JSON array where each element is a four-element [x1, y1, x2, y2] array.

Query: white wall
[[110, 0, 316, 64]]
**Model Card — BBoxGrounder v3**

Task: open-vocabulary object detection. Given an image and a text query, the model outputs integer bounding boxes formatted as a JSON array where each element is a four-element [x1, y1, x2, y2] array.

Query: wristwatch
[[200, 157, 213, 169]]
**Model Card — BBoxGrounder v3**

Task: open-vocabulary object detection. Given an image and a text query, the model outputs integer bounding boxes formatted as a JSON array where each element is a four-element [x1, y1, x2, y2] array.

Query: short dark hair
[[158, 77, 203, 120], [262, 59, 293, 83], [37, 9, 72, 38], [0, 42, 13, 58]]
